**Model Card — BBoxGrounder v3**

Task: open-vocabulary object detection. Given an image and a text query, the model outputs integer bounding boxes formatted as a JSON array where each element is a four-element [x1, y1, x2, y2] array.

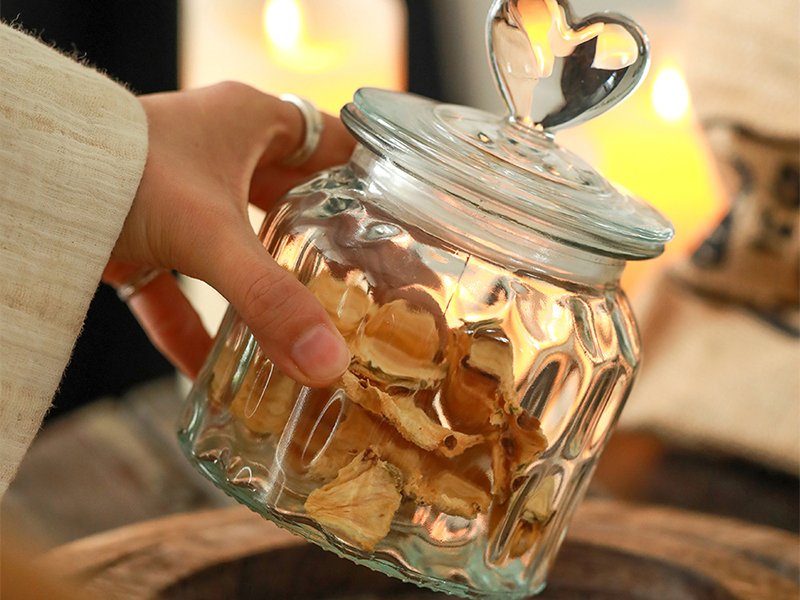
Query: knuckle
[[240, 270, 303, 335], [211, 80, 254, 97]]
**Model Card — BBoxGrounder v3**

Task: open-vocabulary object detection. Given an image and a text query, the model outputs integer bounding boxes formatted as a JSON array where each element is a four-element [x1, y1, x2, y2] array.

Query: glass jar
[[179, 2, 673, 598]]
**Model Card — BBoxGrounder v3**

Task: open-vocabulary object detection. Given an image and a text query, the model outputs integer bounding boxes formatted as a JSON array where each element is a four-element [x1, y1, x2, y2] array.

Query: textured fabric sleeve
[[0, 24, 148, 497]]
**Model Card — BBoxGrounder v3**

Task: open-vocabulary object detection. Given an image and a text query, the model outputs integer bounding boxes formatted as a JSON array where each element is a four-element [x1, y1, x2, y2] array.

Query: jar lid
[[341, 0, 674, 261]]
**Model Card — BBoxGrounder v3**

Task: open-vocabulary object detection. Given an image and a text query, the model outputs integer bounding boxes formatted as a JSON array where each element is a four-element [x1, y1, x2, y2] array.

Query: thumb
[[202, 223, 351, 388]]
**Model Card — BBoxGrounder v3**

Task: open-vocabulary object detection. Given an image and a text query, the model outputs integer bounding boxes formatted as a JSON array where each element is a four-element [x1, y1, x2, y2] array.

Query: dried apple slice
[[304, 449, 402, 551]]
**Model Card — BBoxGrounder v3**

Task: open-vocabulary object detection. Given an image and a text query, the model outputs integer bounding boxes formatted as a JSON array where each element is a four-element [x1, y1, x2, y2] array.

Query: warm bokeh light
[[557, 55, 724, 293], [262, 0, 343, 73], [652, 65, 691, 123], [263, 0, 302, 51], [180, 0, 407, 330]]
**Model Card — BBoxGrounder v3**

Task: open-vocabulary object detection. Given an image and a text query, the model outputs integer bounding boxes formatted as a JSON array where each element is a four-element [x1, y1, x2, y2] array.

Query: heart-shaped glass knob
[[488, 0, 650, 132]]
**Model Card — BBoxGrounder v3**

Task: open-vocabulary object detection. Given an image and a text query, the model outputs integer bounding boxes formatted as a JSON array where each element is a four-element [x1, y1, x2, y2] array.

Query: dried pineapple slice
[[405, 466, 491, 520], [306, 400, 385, 481], [229, 359, 298, 435], [441, 330, 506, 434], [499, 475, 557, 560], [520, 475, 556, 524], [207, 340, 242, 408], [488, 476, 556, 562], [307, 270, 372, 339], [508, 413, 548, 466], [440, 327, 521, 436], [380, 393, 484, 458], [353, 299, 445, 385], [490, 414, 548, 502], [506, 520, 544, 560], [340, 370, 384, 415], [306, 401, 493, 519], [490, 437, 514, 502], [305, 449, 402, 551], [468, 330, 518, 413], [341, 371, 483, 457]]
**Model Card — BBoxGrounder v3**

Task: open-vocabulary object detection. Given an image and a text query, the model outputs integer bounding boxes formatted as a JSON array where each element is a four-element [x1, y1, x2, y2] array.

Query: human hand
[[102, 82, 356, 386]]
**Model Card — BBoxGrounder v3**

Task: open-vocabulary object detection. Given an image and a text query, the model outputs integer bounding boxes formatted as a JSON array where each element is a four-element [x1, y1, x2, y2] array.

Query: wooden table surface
[[41, 499, 799, 600]]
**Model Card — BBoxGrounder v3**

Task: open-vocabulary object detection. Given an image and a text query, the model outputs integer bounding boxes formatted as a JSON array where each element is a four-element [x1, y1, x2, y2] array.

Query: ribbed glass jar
[[179, 145, 642, 599]]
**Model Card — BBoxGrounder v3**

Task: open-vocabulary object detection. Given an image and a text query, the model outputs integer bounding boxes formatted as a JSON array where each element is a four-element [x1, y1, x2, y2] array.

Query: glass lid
[[341, 0, 674, 260]]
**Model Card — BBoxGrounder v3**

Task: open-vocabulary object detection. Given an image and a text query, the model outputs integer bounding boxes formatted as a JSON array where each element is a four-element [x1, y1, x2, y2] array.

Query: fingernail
[[291, 324, 350, 383]]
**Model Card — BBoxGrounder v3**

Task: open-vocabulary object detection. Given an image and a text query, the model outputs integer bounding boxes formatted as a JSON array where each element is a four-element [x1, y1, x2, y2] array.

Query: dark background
[[0, 0, 443, 421]]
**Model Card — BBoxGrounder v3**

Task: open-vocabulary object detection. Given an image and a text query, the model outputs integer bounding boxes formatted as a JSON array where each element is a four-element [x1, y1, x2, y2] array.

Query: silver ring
[[117, 267, 162, 302], [279, 94, 324, 166]]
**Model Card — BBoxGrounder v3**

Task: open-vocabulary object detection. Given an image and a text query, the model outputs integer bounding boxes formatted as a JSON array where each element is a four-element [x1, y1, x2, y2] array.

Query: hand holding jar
[[102, 82, 355, 384]]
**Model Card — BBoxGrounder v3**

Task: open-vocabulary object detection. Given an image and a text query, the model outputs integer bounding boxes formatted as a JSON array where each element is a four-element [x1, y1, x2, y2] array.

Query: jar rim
[[351, 146, 626, 287]]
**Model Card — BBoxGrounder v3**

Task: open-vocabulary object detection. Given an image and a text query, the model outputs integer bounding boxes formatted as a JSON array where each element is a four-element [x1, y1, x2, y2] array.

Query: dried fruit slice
[[404, 466, 491, 520], [341, 371, 483, 457], [468, 329, 518, 413], [490, 476, 557, 562], [305, 400, 493, 519], [381, 392, 484, 458], [505, 520, 544, 560], [230, 360, 298, 435], [441, 330, 505, 434], [490, 414, 548, 502], [440, 326, 521, 437], [305, 449, 402, 551], [508, 413, 548, 466], [520, 475, 557, 525], [306, 400, 385, 481], [307, 270, 372, 339], [490, 437, 514, 502], [353, 299, 445, 385], [207, 340, 243, 409], [340, 370, 383, 415]]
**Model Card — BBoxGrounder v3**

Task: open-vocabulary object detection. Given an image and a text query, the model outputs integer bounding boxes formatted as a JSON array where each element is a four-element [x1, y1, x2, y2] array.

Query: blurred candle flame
[[652, 64, 691, 123], [558, 54, 723, 292], [264, 0, 302, 50], [262, 0, 343, 73]]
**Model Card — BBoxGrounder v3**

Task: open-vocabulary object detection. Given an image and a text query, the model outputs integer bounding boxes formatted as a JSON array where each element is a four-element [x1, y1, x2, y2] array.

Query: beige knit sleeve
[[0, 24, 148, 496]]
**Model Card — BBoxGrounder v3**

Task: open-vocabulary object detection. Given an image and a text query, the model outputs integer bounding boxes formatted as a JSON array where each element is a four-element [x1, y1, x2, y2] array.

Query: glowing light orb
[[652, 65, 690, 122], [264, 0, 303, 50]]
